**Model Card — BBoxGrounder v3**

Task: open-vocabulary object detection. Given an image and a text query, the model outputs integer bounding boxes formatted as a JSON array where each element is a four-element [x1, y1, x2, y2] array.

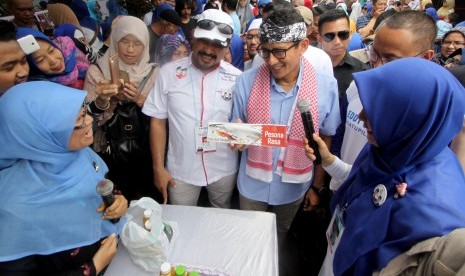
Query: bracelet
[[95, 98, 110, 110]]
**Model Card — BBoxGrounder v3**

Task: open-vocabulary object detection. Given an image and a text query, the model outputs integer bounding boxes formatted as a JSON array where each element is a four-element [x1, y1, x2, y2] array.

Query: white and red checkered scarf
[[246, 58, 319, 183]]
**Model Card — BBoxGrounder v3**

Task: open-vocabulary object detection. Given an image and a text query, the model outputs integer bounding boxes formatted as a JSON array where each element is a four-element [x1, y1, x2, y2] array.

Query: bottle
[[160, 261, 172, 276], [144, 220, 152, 232], [174, 265, 187, 276], [142, 209, 152, 225], [189, 271, 200, 276]]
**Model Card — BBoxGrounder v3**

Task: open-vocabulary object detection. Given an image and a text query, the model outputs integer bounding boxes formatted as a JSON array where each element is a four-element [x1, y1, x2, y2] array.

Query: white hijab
[[97, 16, 153, 84]]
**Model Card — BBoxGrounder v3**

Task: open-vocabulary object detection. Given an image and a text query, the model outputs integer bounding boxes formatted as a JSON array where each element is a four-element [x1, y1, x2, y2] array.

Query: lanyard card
[[195, 124, 217, 154], [326, 204, 345, 254]]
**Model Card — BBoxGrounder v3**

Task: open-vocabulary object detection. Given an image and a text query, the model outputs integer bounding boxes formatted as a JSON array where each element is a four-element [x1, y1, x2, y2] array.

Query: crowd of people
[[0, 0, 465, 275]]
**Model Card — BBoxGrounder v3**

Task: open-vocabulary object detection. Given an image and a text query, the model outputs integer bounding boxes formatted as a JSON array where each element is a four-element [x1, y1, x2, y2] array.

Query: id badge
[[326, 204, 345, 254], [195, 124, 216, 153], [319, 205, 345, 276]]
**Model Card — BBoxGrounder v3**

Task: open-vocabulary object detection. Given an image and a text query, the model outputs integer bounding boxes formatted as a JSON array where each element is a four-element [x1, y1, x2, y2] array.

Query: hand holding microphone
[[96, 179, 127, 223], [297, 99, 322, 165]]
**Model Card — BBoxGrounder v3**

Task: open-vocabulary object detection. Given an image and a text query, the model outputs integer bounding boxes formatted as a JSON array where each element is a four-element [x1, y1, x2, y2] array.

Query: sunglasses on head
[[197, 19, 234, 36], [322, 30, 350, 42]]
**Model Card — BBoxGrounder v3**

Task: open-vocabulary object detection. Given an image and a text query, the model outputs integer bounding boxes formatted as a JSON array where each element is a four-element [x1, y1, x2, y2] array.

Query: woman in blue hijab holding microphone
[[0, 82, 127, 275]]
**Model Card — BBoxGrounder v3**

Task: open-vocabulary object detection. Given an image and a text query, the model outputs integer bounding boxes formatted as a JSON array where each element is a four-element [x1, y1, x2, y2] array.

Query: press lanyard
[[340, 164, 415, 215], [190, 68, 220, 125]]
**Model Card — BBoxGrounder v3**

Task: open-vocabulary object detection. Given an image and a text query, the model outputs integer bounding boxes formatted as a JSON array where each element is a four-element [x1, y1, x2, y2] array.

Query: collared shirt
[[331, 53, 370, 157], [142, 56, 241, 186], [231, 58, 340, 205], [356, 12, 373, 31]]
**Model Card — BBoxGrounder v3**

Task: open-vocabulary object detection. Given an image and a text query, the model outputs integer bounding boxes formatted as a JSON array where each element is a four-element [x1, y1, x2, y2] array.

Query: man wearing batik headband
[[143, 9, 241, 208], [231, 8, 340, 245]]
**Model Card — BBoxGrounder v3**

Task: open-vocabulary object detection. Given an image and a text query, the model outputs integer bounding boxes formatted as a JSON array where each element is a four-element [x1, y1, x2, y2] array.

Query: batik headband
[[260, 21, 307, 44]]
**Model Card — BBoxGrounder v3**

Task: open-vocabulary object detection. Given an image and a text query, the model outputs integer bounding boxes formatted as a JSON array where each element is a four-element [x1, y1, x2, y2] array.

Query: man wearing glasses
[[317, 10, 369, 169], [230, 8, 340, 245], [143, 9, 241, 207], [329, 10, 437, 191], [243, 18, 262, 71]]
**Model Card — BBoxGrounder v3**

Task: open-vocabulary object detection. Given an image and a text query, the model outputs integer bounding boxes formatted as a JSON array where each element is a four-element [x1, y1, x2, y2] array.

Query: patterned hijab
[[16, 28, 90, 86], [157, 34, 191, 66]]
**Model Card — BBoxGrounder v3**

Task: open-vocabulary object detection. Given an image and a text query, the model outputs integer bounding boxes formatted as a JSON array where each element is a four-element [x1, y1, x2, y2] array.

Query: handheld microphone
[[296, 99, 322, 165], [96, 179, 120, 224]]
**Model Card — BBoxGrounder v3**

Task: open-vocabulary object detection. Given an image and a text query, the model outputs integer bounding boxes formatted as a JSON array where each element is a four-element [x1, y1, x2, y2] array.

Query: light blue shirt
[[231, 60, 340, 205], [230, 12, 241, 36]]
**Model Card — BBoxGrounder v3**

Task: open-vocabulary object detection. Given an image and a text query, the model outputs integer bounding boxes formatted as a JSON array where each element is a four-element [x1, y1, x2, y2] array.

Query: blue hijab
[[72, 0, 103, 41], [425, 7, 439, 22], [331, 58, 465, 275], [193, 0, 204, 16], [229, 34, 244, 71], [151, 3, 175, 24], [16, 28, 78, 81], [54, 23, 79, 39], [0, 82, 124, 262]]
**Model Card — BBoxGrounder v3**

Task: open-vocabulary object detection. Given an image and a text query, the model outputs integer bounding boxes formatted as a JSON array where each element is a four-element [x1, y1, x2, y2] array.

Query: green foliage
[[117, 0, 154, 19]]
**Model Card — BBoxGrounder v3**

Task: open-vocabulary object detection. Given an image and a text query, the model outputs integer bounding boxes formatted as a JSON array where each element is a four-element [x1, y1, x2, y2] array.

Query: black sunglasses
[[197, 19, 234, 36], [322, 30, 350, 42]]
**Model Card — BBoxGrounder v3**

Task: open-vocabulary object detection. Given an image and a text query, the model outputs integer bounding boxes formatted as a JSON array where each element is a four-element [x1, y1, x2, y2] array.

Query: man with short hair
[[148, 7, 182, 62], [222, 0, 241, 35], [243, 18, 262, 70], [328, 10, 436, 191], [0, 20, 29, 96], [231, 8, 340, 245], [7, 0, 36, 29], [317, 9, 369, 162], [356, 0, 387, 38], [143, 9, 241, 208]]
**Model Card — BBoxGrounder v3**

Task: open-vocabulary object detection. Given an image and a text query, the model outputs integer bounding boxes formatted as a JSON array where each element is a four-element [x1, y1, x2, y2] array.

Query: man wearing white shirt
[[143, 9, 241, 207]]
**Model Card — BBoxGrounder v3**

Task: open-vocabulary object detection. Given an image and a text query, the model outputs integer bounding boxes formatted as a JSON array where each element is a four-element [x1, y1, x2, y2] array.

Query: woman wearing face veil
[[305, 58, 465, 275], [0, 82, 127, 275]]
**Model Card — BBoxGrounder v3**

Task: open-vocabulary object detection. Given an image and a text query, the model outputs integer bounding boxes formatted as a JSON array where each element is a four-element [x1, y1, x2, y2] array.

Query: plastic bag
[[120, 197, 177, 272]]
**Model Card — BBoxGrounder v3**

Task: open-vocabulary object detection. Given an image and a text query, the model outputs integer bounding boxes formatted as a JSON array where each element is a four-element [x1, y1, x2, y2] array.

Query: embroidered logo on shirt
[[221, 87, 233, 101], [176, 67, 187, 79]]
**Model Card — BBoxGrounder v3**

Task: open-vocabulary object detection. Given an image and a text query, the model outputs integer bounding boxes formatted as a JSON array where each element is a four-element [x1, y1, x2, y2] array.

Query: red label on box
[[261, 125, 287, 147]]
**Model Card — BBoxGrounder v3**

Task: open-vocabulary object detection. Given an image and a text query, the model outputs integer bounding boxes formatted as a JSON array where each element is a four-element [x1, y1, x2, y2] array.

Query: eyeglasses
[[73, 102, 89, 130], [366, 43, 425, 67], [258, 42, 300, 59], [442, 40, 465, 47], [322, 30, 350, 42], [246, 34, 260, 41], [197, 19, 234, 36]]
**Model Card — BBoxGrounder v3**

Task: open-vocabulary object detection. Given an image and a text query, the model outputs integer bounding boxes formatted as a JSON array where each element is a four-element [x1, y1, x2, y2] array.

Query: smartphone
[[17, 35, 40, 55], [120, 71, 130, 86], [109, 53, 120, 86]]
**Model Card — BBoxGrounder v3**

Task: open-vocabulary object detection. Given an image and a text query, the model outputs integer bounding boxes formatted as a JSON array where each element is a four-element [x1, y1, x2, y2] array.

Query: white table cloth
[[105, 205, 278, 276]]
